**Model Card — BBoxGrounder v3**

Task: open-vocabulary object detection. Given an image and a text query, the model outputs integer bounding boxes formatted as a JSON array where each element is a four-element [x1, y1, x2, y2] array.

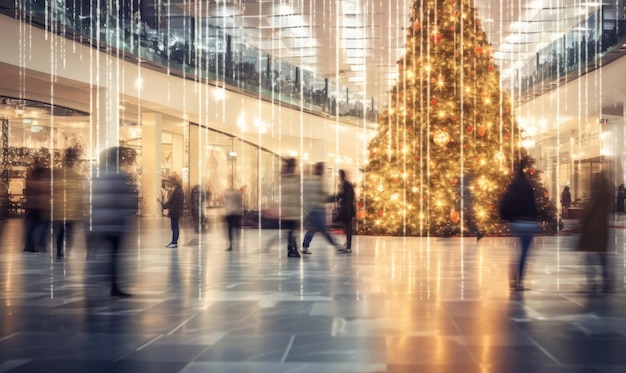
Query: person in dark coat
[[163, 174, 184, 248], [561, 186, 572, 218], [578, 171, 612, 292], [23, 155, 51, 253], [500, 159, 540, 291], [91, 146, 138, 297], [335, 169, 356, 253], [190, 184, 206, 233]]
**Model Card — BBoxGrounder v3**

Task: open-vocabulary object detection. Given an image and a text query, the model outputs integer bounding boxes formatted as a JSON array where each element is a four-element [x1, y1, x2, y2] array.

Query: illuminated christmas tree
[[359, 0, 520, 236]]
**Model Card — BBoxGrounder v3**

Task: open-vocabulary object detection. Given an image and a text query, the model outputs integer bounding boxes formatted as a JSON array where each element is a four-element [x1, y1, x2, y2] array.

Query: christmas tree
[[359, 0, 521, 236]]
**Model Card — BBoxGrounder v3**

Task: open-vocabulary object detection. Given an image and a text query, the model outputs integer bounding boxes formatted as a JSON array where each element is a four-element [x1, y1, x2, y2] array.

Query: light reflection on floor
[[0, 216, 625, 372]]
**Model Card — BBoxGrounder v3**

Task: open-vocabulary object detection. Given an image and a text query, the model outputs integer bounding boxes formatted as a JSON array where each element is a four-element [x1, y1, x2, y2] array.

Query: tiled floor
[[1, 215, 626, 372]]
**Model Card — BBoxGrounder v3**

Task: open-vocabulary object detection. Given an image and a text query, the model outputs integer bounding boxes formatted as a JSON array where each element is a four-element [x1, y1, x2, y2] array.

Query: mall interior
[[1, 0, 626, 372]]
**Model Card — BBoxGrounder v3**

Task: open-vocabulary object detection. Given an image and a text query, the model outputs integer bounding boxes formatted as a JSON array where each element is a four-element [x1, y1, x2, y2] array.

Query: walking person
[[335, 169, 356, 253], [561, 186, 572, 219], [223, 187, 243, 251], [500, 158, 540, 291], [301, 162, 341, 254], [578, 171, 613, 292], [281, 158, 301, 257], [163, 174, 184, 248], [461, 173, 484, 241], [91, 146, 138, 297], [23, 155, 51, 253], [190, 184, 206, 233], [51, 146, 86, 259]]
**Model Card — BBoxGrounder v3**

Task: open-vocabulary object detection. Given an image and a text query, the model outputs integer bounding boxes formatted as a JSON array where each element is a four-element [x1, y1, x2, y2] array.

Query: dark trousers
[[102, 233, 123, 291], [53, 221, 74, 256], [586, 252, 611, 291], [340, 219, 352, 249], [303, 208, 336, 248], [24, 213, 48, 252], [225, 215, 240, 249], [170, 217, 180, 244], [281, 219, 298, 250], [509, 222, 540, 286]]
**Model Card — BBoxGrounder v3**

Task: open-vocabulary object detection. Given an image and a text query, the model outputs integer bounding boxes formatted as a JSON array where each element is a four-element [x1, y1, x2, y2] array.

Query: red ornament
[[414, 155, 419, 161], [377, 210, 384, 217], [423, 195, 428, 201], [430, 32, 442, 44], [488, 65, 494, 72], [450, 210, 460, 224], [463, 144, 467, 149], [369, 149, 374, 157], [477, 126, 486, 137], [475, 46, 483, 55], [413, 21, 421, 31], [466, 125, 473, 133], [449, 26, 455, 32], [357, 202, 363, 209], [529, 168, 536, 175], [452, 116, 457, 121], [451, 178, 458, 186], [431, 98, 438, 105]]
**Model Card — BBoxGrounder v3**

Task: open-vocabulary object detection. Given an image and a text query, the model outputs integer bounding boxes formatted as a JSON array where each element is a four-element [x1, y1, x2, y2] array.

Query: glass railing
[[0, 0, 378, 124], [503, 9, 626, 100]]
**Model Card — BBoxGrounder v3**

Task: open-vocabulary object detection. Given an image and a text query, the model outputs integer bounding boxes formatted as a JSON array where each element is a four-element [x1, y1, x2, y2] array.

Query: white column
[[93, 86, 120, 164], [172, 132, 184, 184], [141, 112, 162, 217], [189, 123, 201, 189]]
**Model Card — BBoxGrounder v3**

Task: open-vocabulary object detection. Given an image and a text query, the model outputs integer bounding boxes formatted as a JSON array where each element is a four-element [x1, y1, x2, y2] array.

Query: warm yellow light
[[377, 184, 384, 192], [412, 186, 418, 192], [391, 193, 399, 201]]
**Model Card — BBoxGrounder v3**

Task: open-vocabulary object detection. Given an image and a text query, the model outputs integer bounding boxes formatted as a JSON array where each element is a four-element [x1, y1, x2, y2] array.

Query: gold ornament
[[433, 130, 450, 147]]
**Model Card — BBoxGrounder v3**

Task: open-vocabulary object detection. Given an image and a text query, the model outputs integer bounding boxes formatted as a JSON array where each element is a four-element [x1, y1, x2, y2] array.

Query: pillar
[[93, 86, 120, 165], [189, 123, 201, 189], [141, 112, 162, 216]]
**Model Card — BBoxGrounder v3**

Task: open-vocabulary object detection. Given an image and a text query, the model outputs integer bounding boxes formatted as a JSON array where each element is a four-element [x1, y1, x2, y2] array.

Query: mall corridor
[[0, 216, 626, 372]]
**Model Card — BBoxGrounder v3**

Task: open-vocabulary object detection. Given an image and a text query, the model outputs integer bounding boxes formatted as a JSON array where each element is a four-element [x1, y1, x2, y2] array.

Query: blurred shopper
[[190, 184, 206, 233], [617, 184, 624, 213], [578, 171, 613, 292], [91, 147, 138, 297], [163, 174, 184, 248], [334, 169, 356, 253], [561, 186, 572, 218], [500, 158, 540, 291], [52, 146, 86, 259], [23, 153, 51, 253], [281, 158, 301, 257], [223, 187, 243, 251], [461, 173, 484, 241], [301, 162, 340, 254]]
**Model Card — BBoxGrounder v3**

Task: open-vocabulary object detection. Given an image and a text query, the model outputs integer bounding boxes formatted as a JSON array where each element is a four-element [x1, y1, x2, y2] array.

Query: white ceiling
[[166, 0, 611, 105]]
